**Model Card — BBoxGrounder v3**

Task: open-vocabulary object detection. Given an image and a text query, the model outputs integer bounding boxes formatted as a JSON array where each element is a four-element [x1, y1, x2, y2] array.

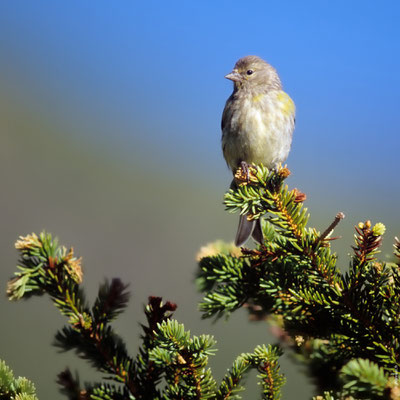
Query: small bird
[[221, 55, 295, 246]]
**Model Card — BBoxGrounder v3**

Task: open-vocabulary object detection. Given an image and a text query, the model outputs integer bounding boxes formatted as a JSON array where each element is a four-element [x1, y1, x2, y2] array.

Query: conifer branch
[[7, 232, 286, 399], [57, 369, 91, 400], [216, 345, 285, 400], [317, 212, 345, 243], [339, 358, 396, 399], [197, 164, 400, 398], [0, 360, 39, 400], [4, 162, 400, 399]]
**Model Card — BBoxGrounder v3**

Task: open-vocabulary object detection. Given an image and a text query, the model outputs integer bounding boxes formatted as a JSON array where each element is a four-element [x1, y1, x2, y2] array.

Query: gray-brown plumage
[[222, 56, 295, 246]]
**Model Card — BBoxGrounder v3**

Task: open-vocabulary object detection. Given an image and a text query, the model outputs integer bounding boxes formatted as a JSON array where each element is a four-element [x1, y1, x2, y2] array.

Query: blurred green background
[[0, 1, 399, 398]]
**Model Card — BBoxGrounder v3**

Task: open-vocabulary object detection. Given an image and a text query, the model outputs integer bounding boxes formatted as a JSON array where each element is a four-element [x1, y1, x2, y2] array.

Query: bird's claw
[[240, 161, 250, 182]]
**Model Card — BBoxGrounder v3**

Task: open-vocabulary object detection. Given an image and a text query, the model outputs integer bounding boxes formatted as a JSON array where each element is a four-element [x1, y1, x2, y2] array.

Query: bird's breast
[[222, 90, 295, 171]]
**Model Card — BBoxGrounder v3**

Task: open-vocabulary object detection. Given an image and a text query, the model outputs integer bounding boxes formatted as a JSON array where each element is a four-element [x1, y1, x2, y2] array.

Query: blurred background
[[0, 1, 399, 398]]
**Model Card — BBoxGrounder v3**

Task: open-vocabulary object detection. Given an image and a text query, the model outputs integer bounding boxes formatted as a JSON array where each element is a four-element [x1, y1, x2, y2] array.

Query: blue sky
[[1, 0, 399, 217]]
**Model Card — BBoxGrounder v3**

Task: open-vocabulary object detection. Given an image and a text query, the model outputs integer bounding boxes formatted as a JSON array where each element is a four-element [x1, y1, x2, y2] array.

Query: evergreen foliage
[[0, 359, 38, 400], [6, 232, 286, 399], [197, 164, 400, 399], [4, 165, 400, 398]]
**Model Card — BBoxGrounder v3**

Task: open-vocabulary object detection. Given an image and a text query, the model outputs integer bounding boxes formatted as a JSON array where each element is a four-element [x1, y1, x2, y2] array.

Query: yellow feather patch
[[276, 91, 295, 116], [252, 94, 264, 103]]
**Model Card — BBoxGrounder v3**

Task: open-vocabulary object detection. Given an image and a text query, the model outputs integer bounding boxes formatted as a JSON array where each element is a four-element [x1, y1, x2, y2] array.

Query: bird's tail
[[234, 215, 263, 247]]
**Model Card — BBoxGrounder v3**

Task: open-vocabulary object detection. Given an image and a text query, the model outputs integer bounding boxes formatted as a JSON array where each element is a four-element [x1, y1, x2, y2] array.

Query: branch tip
[[318, 212, 345, 243]]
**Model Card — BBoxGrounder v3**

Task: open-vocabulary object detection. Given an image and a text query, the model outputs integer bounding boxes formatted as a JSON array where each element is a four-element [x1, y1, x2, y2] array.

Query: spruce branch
[[394, 237, 400, 266], [134, 296, 178, 399], [148, 319, 217, 399], [7, 232, 287, 399], [197, 164, 400, 397], [216, 344, 285, 400], [339, 358, 397, 399], [92, 279, 130, 323], [57, 369, 90, 400], [317, 212, 345, 243], [6, 169, 399, 400], [7, 232, 140, 395], [7, 233, 174, 398], [57, 371, 132, 400], [0, 359, 39, 400], [351, 220, 385, 267]]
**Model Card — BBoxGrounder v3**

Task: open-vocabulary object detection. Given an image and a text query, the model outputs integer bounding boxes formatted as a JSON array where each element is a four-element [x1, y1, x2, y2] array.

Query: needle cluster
[[5, 231, 285, 399], [197, 164, 400, 399]]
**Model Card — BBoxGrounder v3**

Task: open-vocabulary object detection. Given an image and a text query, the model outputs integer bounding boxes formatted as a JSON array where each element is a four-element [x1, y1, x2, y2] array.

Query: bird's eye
[[246, 69, 254, 75]]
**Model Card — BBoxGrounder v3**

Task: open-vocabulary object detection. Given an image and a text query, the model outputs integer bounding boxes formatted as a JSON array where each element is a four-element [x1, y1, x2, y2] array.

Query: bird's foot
[[240, 161, 250, 182]]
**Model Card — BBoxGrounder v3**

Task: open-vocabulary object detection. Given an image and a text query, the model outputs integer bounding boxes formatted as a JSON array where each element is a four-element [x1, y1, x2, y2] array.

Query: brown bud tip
[[278, 166, 291, 179], [165, 301, 177, 312], [148, 296, 163, 307], [292, 188, 307, 203]]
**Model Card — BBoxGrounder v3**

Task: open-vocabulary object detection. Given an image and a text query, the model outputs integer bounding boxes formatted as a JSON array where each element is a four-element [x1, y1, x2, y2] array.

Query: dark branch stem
[[318, 212, 345, 243]]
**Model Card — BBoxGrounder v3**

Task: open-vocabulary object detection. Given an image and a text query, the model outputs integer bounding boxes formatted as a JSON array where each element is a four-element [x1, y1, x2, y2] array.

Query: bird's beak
[[225, 70, 242, 82]]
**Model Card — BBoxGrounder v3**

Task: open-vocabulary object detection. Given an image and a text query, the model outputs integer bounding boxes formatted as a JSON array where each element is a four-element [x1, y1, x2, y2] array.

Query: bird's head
[[225, 55, 282, 91]]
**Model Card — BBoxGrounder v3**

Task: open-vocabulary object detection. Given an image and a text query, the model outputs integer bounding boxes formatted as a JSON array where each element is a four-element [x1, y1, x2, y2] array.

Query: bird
[[221, 55, 295, 246]]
